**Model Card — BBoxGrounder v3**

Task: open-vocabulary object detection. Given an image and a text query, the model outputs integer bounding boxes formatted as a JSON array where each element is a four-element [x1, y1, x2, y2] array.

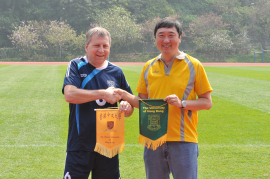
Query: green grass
[[198, 66, 270, 178], [0, 64, 270, 178], [0, 65, 68, 178]]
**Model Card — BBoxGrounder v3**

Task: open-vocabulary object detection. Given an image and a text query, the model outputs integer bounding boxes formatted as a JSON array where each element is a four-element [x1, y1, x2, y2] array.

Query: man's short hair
[[86, 27, 111, 45], [154, 17, 182, 38]]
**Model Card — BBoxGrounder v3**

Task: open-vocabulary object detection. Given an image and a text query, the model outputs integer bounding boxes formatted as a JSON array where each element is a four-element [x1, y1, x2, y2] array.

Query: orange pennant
[[94, 108, 125, 158]]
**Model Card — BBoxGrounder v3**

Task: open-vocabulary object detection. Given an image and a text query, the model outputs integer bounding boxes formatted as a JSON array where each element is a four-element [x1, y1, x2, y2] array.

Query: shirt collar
[[83, 56, 88, 63], [156, 51, 186, 61], [96, 60, 108, 70], [83, 56, 108, 70]]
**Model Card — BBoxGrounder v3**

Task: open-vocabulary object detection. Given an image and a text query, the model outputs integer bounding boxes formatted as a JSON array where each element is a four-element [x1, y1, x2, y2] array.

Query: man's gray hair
[[85, 27, 111, 45]]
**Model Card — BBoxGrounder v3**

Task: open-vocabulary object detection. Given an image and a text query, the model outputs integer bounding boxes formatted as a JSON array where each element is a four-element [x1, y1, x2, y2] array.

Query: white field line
[[212, 94, 270, 114], [0, 144, 270, 148]]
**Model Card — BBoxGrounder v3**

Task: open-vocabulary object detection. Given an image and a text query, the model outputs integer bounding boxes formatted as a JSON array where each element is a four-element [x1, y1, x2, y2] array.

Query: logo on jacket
[[152, 70, 159, 73], [96, 99, 106, 106], [81, 74, 87, 77], [64, 172, 71, 179], [107, 121, 114, 130], [107, 80, 115, 87]]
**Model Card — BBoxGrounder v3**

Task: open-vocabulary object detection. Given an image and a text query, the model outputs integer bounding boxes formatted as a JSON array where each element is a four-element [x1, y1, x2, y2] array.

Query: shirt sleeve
[[136, 65, 148, 94], [62, 60, 82, 94], [194, 62, 213, 96]]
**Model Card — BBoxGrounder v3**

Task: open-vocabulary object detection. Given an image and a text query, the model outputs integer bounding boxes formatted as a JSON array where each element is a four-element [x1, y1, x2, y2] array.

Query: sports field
[[0, 64, 269, 178]]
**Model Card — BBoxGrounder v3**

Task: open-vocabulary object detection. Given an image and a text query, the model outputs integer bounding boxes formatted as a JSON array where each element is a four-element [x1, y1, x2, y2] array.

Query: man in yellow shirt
[[116, 17, 212, 179]]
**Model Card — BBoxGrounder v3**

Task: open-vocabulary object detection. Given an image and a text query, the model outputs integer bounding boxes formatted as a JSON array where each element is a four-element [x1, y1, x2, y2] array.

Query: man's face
[[155, 27, 181, 56], [85, 33, 110, 68]]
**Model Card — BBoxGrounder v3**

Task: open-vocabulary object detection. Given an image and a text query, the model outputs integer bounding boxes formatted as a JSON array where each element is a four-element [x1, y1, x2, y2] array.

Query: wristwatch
[[181, 100, 187, 108]]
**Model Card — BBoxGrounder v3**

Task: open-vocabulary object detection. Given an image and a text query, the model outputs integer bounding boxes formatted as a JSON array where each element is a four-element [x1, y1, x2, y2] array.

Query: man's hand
[[164, 94, 182, 108], [119, 100, 133, 117], [103, 87, 121, 104], [114, 88, 144, 109], [114, 88, 125, 98], [164, 92, 212, 111]]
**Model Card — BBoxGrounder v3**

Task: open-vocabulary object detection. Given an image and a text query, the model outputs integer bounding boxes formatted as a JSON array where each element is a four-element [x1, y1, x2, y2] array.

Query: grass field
[[0, 64, 269, 178]]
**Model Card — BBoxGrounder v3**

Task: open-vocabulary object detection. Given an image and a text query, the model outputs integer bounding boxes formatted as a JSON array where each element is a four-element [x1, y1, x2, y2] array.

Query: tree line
[[1, 0, 269, 61]]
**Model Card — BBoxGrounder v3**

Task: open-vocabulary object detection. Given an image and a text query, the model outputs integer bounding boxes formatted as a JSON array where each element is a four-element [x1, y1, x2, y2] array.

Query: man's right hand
[[103, 87, 121, 104], [114, 88, 125, 99]]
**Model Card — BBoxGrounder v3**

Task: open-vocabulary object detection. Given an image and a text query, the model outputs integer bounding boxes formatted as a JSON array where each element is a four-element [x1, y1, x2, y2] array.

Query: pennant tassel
[[94, 143, 125, 158], [138, 134, 167, 150]]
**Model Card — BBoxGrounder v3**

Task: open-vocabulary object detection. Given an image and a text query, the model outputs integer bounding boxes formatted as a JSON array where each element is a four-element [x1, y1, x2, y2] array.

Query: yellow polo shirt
[[136, 53, 213, 143]]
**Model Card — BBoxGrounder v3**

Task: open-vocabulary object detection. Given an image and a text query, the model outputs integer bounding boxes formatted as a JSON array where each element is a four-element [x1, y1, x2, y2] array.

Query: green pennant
[[139, 99, 168, 141]]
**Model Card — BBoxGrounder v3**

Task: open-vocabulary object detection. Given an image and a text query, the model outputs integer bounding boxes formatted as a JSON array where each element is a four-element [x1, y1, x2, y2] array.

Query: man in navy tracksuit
[[62, 27, 133, 179]]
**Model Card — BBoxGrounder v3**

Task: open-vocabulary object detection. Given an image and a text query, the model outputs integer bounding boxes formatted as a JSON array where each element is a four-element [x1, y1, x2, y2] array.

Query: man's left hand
[[119, 100, 133, 117], [164, 94, 182, 108]]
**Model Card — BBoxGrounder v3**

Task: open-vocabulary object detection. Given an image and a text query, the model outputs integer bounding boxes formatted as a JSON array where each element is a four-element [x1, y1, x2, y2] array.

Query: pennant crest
[[147, 115, 161, 131], [107, 121, 114, 130]]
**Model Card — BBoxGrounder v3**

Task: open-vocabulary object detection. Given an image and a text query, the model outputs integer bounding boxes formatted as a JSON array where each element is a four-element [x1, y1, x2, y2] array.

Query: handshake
[[104, 87, 132, 115], [103, 87, 125, 104]]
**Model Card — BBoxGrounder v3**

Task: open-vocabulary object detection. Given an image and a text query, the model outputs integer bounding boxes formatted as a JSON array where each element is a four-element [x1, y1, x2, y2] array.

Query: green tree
[[167, 0, 211, 29], [8, 21, 47, 59], [0, 0, 90, 48], [9, 20, 79, 59], [69, 32, 86, 57], [0, 0, 28, 47], [189, 13, 233, 61], [0, 0, 62, 48], [209, 0, 254, 54], [211, 0, 243, 33], [95, 6, 142, 54], [141, 17, 161, 44], [59, 0, 92, 33], [232, 32, 252, 55], [247, 0, 270, 50], [126, 0, 174, 23], [46, 21, 77, 57]]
